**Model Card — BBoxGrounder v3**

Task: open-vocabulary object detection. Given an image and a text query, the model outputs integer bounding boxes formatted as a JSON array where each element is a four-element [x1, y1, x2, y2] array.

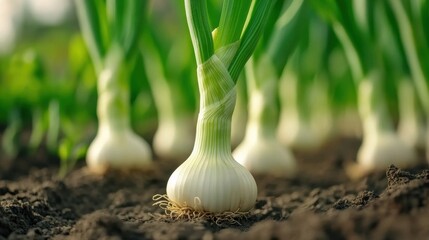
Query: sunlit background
[[0, 0, 73, 55]]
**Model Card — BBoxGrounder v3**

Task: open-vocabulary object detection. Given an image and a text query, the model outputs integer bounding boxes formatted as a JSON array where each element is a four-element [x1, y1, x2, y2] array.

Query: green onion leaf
[[214, 0, 252, 49], [228, 0, 275, 82], [185, 0, 214, 65]]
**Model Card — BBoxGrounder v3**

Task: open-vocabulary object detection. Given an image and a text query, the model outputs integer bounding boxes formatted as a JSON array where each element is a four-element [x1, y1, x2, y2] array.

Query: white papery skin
[[357, 130, 418, 170], [87, 68, 152, 173], [356, 78, 418, 171], [231, 80, 247, 149], [233, 139, 296, 176], [233, 61, 296, 176], [167, 55, 257, 213], [397, 79, 426, 150], [278, 113, 322, 152], [153, 117, 195, 161]]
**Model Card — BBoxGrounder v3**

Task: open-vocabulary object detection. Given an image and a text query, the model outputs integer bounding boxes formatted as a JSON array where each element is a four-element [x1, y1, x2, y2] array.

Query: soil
[[1, 137, 429, 240]]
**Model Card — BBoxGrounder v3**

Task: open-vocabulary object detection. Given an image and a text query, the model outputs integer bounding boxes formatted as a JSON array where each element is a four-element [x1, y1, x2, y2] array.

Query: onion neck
[[245, 90, 278, 140], [191, 55, 235, 156], [193, 111, 233, 156], [96, 66, 131, 134], [244, 56, 279, 140], [358, 74, 393, 138]]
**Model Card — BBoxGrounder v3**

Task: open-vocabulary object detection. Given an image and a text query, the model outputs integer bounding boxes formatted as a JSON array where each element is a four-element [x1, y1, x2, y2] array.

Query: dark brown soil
[[1, 137, 429, 240]]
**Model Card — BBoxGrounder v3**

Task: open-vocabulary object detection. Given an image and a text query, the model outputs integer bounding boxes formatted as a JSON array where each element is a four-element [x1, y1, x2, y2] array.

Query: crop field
[[1, 0, 429, 239]]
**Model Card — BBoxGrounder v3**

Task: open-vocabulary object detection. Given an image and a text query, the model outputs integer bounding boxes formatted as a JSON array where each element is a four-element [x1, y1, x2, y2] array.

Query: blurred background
[[0, 0, 428, 175], [0, 0, 159, 172]]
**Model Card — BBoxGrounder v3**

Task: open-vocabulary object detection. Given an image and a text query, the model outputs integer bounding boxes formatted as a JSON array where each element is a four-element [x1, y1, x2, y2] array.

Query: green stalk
[[1, 110, 21, 158], [422, 0, 429, 46], [357, 72, 393, 136], [267, 0, 306, 76], [142, 1, 198, 161], [145, 0, 198, 112], [331, 22, 364, 82], [47, 100, 60, 152], [110, 0, 144, 57], [277, 13, 335, 151], [388, 0, 429, 116], [229, 0, 275, 82], [28, 108, 45, 150], [96, 47, 131, 131], [397, 77, 426, 150], [142, 33, 195, 161], [231, 73, 248, 148], [352, 0, 368, 33], [142, 35, 176, 124], [214, 0, 252, 49], [245, 57, 278, 139], [74, 0, 109, 71], [335, 44, 391, 137], [184, 0, 214, 65]]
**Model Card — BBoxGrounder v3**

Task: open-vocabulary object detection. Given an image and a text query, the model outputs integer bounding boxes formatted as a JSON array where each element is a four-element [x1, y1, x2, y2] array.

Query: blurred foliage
[[0, 4, 157, 174]]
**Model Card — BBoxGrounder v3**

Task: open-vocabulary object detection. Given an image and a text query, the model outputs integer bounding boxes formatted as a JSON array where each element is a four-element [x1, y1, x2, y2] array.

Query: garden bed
[[1, 137, 429, 239]]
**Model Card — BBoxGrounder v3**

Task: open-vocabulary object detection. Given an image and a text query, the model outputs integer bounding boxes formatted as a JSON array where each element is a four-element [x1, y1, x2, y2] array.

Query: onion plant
[[387, 0, 429, 161], [142, 1, 197, 162], [278, 62, 334, 152], [327, 46, 362, 139], [231, 75, 248, 149], [75, 0, 152, 173], [161, 0, 275, 215], [397, 78, 426, 150], [277, 13, 334, 152], [232, 0, 307, 176], [311, 0, 418, 177]]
